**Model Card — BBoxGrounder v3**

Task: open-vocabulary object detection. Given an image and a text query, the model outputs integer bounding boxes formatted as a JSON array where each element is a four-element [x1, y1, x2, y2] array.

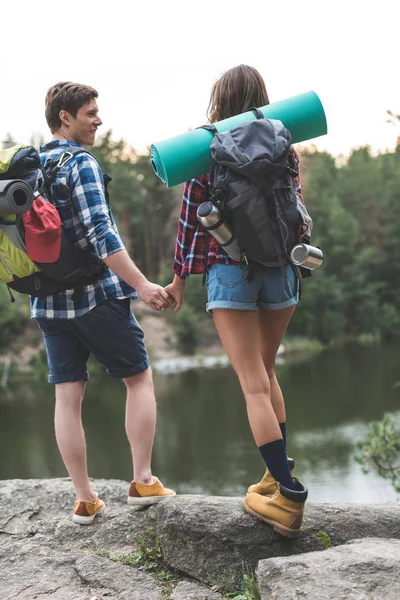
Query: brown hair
[[207, 65, 269, 124], [45, 82, 98, 133]]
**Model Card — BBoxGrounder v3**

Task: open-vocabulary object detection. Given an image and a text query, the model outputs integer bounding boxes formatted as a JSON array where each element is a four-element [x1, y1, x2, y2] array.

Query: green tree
[[90, 131, 178, 278], [90, 130, 139, 253], [0, 287, 30, 347], [293, 142, 400, 343], [354, 413, 400, 494], [1, 133, 18, 149]]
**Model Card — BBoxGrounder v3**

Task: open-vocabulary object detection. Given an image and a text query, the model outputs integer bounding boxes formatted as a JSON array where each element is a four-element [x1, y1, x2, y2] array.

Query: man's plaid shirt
[[30, 140, 137, 319], [173, 148, 304, 280]]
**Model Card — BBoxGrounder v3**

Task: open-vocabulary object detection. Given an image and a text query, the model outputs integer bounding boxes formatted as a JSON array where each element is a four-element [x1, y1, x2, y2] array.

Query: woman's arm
[[173, 176, 208, 278], [164, 274, 186, 313], [167, 177, 208, 311]]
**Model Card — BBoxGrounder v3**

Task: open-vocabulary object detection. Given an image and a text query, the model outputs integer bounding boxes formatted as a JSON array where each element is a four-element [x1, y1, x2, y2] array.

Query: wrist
[[173, 274, 186, 287], [133, 274, 148, 292]]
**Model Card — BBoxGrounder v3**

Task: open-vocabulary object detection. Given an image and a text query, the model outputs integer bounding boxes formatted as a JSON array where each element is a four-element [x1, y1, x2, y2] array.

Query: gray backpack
[[205, 112, 313, 269]]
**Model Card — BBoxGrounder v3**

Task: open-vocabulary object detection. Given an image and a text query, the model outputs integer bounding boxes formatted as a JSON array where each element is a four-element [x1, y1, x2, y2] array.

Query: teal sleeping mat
[[150, 90, 327, 187]]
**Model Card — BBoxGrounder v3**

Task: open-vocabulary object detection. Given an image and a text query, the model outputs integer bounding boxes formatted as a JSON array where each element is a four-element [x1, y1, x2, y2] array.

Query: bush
[[354, 413, 400, 494], [157, 264, 209, 355], [0, 286, 30, 349]]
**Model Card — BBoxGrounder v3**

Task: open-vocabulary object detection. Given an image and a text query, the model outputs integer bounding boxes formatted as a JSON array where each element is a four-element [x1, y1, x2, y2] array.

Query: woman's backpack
[[203, 113, 313, 270]]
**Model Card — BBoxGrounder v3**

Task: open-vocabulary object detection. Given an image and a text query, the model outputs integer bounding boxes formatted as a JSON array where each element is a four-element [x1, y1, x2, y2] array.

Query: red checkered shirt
[[172, 148, 304, 280]]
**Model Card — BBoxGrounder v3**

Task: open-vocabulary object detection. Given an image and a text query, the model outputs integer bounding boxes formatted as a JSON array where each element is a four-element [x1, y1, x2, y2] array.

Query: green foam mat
[[150, 90, 327, 188]]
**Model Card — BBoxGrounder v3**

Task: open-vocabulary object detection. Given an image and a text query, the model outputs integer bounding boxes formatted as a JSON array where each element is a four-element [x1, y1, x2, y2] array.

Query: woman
[[166, 65, 308, 538]]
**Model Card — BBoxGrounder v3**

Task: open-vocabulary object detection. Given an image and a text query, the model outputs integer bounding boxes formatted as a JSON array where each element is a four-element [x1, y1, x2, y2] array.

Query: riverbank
[[1, 478, 399, 599], [0, 303, 324, 381]]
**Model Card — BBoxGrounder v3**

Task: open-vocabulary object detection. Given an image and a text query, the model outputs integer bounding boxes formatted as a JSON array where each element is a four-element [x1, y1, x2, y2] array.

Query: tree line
[[1, 129, 399, 351]]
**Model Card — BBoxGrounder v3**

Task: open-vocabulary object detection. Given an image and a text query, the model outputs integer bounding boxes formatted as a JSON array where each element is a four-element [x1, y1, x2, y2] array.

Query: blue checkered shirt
[[30, 140, 138, 319]]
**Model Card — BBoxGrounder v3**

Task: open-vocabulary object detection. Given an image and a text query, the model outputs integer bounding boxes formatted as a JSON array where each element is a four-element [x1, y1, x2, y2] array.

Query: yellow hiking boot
[[127, 476, 176, 506], [73, 493, 105, 525], [247, 457, 295, 496], [243, 477, 308, 538]]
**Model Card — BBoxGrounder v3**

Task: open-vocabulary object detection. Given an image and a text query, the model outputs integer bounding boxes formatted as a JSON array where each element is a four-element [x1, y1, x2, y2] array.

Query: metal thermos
[[290, 243, 324, 270], [197, 202, 242, 262]]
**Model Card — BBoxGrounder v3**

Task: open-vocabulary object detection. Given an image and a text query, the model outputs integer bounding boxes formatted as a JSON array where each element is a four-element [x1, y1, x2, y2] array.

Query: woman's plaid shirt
[[172, 148, 304, 280], [30, 140, 137, 319]]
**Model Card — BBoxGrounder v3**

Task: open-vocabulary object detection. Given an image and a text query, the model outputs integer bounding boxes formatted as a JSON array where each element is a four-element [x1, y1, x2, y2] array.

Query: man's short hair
[[45, 82, 98, 133]]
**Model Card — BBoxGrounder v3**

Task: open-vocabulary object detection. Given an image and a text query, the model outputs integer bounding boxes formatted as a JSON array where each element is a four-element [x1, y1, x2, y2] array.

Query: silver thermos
[[290, 243, 324, 270], [197, 202, 242, 262]]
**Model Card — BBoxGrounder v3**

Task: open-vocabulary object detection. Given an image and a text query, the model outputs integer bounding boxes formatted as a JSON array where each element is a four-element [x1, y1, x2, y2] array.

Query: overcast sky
[[2, 1, 398, 161]]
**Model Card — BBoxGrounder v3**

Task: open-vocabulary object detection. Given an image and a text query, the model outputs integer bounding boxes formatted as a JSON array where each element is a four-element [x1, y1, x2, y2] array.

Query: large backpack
[[203, 112, 313, 270], [0, 145, 107, 300]]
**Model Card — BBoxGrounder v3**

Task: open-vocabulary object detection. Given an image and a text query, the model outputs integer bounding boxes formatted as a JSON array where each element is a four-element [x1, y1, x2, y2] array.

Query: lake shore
[[0, 302, 324, 381]]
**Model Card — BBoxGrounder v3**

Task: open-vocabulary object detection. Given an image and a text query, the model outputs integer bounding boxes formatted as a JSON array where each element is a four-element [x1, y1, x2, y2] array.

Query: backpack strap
[[197, 123, 218, 135], [247, 106, 264, 120], [42, 147, 90, 202], [43, 147, 111, 207], [45, 146, 88, 175], [102, 173, 112, 207], [202, 234, 211, 287], [197, 108, 264, 136]]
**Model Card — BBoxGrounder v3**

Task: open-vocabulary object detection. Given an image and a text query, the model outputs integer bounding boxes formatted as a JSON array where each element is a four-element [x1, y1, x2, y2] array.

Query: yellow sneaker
[[127, 476, 176, 506], [247, 457, 295, 496], [73, 493, 105, 525], [243, 477, 307, 538]]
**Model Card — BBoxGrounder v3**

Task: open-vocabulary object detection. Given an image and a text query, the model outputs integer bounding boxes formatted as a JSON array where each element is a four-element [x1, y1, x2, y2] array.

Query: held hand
[[164, 281, 185, 313], [136, 280, 175, 311]]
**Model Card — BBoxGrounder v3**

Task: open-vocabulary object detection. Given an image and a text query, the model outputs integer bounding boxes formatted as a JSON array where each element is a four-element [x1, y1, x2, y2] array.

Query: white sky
[[2, 1, 399, 160]]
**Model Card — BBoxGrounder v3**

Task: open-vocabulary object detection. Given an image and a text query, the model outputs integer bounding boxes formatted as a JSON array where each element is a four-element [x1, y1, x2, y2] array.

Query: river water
[[1, 341, 399, 503]]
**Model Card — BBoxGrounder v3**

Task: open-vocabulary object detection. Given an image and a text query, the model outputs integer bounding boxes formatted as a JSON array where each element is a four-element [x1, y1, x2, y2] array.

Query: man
[[33, 82, 175, 525]]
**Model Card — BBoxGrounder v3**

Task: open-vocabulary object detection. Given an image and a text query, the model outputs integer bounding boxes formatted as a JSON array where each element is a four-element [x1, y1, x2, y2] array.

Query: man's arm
[[103, 249, 172, 310], [69, 155, 172, 310]]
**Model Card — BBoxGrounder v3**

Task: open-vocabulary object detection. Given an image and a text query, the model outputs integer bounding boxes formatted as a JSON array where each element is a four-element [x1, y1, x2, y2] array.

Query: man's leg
[[54, 380, 96, 502], [68, 299, 175, 504], [124, 367, 156, 484], [37, 317, 94, 504]]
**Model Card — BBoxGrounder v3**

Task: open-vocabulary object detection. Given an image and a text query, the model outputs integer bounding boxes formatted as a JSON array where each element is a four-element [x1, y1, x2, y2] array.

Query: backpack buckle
[[57, 152, 73, 168], [286, 165, 298, 178], [210, 189, 224, 210]]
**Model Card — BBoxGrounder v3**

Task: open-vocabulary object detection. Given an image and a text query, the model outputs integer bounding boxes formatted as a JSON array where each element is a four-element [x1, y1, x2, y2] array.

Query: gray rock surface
[[1, 479, 399, 599], [74, 555, 160, 600], [0, 479, 161, 600], [257, 538, 400, 600], [157, 494, 400, 587], [171, 580, 222, 599]]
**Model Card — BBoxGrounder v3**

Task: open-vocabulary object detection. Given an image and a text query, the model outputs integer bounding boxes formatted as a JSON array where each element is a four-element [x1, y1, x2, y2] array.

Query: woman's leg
[[258, 306, 296, 439], [212, 309, 293, 488], [213, 309, 280, 445]]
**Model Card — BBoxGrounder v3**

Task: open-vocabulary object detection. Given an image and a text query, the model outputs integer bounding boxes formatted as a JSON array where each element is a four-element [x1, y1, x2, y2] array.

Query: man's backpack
[[204, 112, 313, 271], [0, 145, 107, 300]]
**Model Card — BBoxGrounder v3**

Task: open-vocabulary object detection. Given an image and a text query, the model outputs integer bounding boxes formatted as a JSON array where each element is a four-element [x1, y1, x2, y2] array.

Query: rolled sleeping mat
[[0, 179, 34, 215], [151, 90, 327, 187]]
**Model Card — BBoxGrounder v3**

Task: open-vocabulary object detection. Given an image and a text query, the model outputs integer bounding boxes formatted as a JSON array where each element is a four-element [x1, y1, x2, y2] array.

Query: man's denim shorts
[[206, 263, 299, 312], [37, 298, 149, 384]]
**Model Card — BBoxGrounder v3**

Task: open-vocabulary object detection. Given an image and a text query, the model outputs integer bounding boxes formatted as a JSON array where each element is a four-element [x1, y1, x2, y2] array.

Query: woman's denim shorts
[[206, 263, 299, 312]]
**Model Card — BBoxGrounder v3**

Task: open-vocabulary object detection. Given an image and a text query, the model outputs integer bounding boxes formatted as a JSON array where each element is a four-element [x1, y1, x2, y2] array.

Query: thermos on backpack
[[290, 243, 324, 270], [197, 202, 242, 262]]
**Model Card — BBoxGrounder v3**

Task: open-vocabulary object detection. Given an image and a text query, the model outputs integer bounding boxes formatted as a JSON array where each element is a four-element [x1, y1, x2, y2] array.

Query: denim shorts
[[37, 298, 149, 384], [206, 263, 299, 312]]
